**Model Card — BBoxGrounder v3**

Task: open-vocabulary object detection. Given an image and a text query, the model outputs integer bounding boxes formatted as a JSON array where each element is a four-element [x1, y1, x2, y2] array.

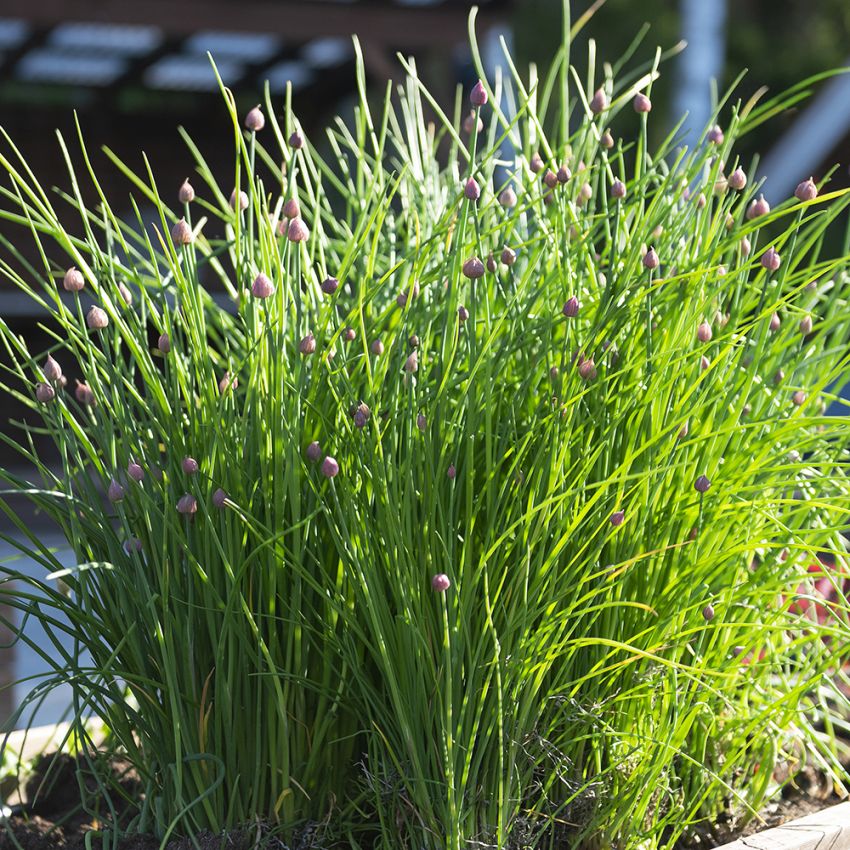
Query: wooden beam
[[1, 0, 507, 49]]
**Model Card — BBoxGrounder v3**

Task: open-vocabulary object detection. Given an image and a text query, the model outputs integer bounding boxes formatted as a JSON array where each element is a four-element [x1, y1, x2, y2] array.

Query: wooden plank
[[714, 802, 850, 850]]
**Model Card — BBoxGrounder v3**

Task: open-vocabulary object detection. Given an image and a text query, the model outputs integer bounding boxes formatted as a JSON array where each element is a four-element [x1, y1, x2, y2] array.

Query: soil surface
[[0, 754, 845, 849]]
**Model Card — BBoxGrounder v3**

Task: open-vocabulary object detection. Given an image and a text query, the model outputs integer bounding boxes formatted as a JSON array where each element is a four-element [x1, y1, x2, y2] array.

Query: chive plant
[[0, 8, 849, 849]]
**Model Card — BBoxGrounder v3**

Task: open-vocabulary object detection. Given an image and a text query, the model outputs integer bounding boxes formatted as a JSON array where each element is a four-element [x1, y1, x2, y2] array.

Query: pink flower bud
[[171, 218, 193, 245], [702, 604, 715, 621], [370, 339, 384, 356], [299, 333, 317, 355], [727, 167, 747, 191], [501, 247, 516, 266], [404, 351, 418, 373], [177, 493, 197, 515], [530, 152, 544, 173], [611, 178, 626, 199], [457, 305, 469, 322], [700, 355, 710, 371], [63, 266, 85, 292], [230, 189, 249, 211], [416, 413, 427, 432], [306, 441, 322, 462], [108, 479, 125, 503], [127, 461, 144, 482], [610, 510, 625, 526], [288, 218, 309, 243], [75, 380, 95, 406], [182, 457, 199, 475], [43, 355, 62, 383], [431, 573, 451, 592], [800, 314, 813, 335], [678, 420, 689, 440], [543, 169, 558, 189], [746, 194, 770, 220], [343, 327, 356, 342], [707, 125, 724, 145], [462, 111, 483, 135], [118, 282, 133, 305], [643, 247, 659, 270], [601, 130, 614, 149], [577, 358, 596, 381], [447, 464, 456, 479], [178, 179, 195, 203], [35, 382, 55, 403], [498, 186, 517, 207], [794, 177, 818, 202], [470, 80, 488, 107], [740, 237, 751, 256], [86, 306, 109, 330], [158, 332, 171, 353], [694, 474, 711, 493], [249, 273, 272, 299], [321, 276, 339, 295], [462, 257, 485, 279], [773, 369, 785, 385], [760, 246, 781, 272], [577, 182, 593, 203], [219, 371, 238, 394], [556, 165, 571, 185], [464, 177, 480, 201], [590, 87, 608, 114], [244, 105, 265, 132], [289, 130, 304, 150], [792, 390, 806, 406], [549, 365, 559, 380], [696, 192, 707, 210], [769, 312, 781, 332], [486, 254, 497, 274], [562, 296, 580, 318], [697, 321, 712, 343], [212, 488, 228, 509], [633, 92, 652, 113], [283, 198, 301, 219], [321, 456, 339, 478]]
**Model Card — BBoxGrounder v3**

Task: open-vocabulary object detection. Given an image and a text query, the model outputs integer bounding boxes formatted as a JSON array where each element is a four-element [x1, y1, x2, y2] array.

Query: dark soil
[[0, 753, 845, 849]]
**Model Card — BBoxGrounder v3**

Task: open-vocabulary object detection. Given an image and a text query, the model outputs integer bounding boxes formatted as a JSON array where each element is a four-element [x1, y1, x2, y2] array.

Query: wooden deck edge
[[714, 802, 850, 850]]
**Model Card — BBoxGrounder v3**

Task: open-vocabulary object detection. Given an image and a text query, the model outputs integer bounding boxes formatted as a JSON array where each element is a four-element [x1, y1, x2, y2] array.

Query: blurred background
[[0, 0, 846, 727]]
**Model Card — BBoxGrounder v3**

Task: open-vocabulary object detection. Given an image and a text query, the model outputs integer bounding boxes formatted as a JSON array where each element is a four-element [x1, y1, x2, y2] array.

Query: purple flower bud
[[416, 413, 427, 432], [707, 125, 724, 145], [212, 488, 228, 509], [182, 457, 199, 475], [610, 510, 625, 526], [158, 332, 171, 353], [431, 573, 451, 592], [470, 80, 488, 107], [447, 464, 456, 479], [35, 382, 55, 403], [63, 266, 85, 292], [244, 105, 265, 132], [124, 537, 143, 554], [343, 327, 356, 342], [299, 333, 317, 355], [700, 355, 710, 371], [773, 369, 785, 385], [694, 474, 711, 493], [288, 218, 309, 243], [321, 456, 339, 478], [108, 479, 125, 503], [678, 420, 689, 440], [171, 218, 193, 245], [643, 247, 659, 270], [404, 351, 418, 373], [501, 246, 516, 266], [462, 111, 483, 135], [794, 177, 818, 202], [289, 130, 304, 150], [633, 92, 652, 113], [746, 194, 770, 220], [590, 87, 608, 114], [760, 246, 781, 272], [549, 365, 559, 380], [562, 296, 580, 318], [464, 177, 480, 201], [697, 321, 712, 343], [702, 603, 715, 621], [727, 167, 747, 191], [792, 390, 806, 406], [177, 493, 197, 515], [127, 461, 144, 482], [219, 371, 238, 394], [251, 273, 274, 299], [43, 355, 62, 383], [800, 315, 813, 335], [486, 254, 497, 274], [529, 152, 544, 173], [230, 189, 249, 211], [457, 305, 469, 322], [577, 358, 596, 381], [556, 165, 571, 184], [370, 339, 384, 356], [75, 380, 95, 406], [611, 178, 626, 199], [601, 130, 614, 149], [696, 192, 707, 210], [86, 306, 109, 330], [283, 198, 301, 219], [321, 276, 339, 295], [577, 182, 593, 204], [178, 179, 195, 204], [118, 282, 133, 305], [740, 237, 751, 256], [769, 312, 781, 332], [498, 186, 517, 207], [543, 169, 558, 189], [462, 257, 485, 279], [306, 441, 322, 462]]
